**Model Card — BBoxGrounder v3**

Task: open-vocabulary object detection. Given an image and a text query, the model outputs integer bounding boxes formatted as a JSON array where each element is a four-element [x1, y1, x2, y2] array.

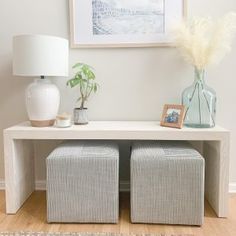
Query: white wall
[[0, 0, 236, 184]]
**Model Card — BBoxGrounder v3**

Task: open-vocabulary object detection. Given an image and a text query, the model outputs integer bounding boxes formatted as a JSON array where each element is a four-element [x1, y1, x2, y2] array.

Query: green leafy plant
[[67, 63, 99, 109]]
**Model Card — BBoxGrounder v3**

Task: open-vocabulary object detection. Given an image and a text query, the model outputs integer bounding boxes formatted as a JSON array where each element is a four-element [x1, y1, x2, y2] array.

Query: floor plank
[[0, 191, 236, 236]]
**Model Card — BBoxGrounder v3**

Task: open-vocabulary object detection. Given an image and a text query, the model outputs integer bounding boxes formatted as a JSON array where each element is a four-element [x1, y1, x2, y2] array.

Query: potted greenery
[[67, 63, 98, 125]]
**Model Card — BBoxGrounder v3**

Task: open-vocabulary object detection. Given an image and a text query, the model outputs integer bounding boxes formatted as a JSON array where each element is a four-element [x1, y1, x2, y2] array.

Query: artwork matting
[[69, 0, 187, 48]]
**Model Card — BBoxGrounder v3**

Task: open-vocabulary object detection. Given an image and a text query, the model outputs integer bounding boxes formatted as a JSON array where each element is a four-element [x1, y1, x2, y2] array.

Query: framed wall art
[[160, 104, 186, 129], [69, 0, 187, 48]]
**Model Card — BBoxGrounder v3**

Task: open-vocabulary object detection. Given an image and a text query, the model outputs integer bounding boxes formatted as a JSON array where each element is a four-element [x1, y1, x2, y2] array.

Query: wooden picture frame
[[160, 104, 185, 129], [69, 0, 187, 48]]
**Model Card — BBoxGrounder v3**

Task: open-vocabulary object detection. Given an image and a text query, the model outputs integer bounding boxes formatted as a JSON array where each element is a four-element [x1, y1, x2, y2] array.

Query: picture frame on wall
[[160, 104, 186, 129], [69, 0, 186, 48]]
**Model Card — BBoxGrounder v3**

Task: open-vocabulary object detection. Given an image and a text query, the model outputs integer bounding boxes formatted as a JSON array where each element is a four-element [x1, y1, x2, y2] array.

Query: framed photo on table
[[69, 0, 186, 48], [160, 104, 185, 129]]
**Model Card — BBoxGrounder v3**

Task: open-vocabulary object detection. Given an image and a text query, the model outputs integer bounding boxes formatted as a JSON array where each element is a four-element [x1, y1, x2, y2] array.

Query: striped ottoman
[[46, 141, 119, 223], [131, 141, 205, 225]]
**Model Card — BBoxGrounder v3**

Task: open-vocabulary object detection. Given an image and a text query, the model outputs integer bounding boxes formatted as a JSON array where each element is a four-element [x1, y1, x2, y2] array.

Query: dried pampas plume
[[173, 12, 236, 70]]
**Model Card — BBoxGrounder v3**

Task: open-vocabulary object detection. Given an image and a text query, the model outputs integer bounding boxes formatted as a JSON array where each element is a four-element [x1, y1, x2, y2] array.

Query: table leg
[[204, 138, 230, 217], [4, 136, 35, 214]]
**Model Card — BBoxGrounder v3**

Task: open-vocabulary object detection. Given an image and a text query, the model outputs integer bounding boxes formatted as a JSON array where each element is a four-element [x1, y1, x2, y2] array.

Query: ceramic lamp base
[[30, 119, 55, 127], [26, 78, 60, 127]]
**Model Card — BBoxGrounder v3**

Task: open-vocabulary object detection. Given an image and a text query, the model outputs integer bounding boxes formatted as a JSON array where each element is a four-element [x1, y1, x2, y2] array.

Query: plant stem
[[184, 82, 198, 120], [80, 99, 84, 109], [197, 83, 202, 124], [79, 82, 85, 109], [200, 83, 216, 126], [185, 68, 203, 124]]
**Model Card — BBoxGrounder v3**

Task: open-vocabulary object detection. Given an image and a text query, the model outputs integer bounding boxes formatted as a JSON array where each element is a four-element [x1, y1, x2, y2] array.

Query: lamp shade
[[13, 35, 69, 77]]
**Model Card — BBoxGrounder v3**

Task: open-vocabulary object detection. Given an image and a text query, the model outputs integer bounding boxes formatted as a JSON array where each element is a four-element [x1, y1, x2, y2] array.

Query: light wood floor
[[0, 191, 236, 236]]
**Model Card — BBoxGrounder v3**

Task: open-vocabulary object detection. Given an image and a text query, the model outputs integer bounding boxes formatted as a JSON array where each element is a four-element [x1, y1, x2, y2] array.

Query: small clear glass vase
[[182, 67, 217, 128]]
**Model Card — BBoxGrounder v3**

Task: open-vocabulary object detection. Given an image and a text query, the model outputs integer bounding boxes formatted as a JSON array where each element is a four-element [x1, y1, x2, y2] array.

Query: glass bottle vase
[[182, 68, 216, 128]]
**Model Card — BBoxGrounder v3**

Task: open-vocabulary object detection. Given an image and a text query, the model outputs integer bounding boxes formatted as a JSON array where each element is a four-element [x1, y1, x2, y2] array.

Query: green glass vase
[[182, 67, 216, 128]]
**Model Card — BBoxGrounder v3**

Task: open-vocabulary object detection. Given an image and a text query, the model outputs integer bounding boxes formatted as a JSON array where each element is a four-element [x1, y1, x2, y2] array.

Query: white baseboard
[[119, 181, 130, 192], [0, 179, 235, 193], [229, 182, 236, 193], [35, 180, 46, 191], [0, 179, 130, 192], [0, 179, 5, 190]]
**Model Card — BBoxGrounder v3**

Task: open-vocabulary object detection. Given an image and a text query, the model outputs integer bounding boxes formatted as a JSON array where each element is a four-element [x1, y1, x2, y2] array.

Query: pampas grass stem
[[174, 12, 236, 70]]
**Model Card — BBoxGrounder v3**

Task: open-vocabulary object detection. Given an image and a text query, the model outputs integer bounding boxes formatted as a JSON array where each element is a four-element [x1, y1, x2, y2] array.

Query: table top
[[4, 121, 229, 141]]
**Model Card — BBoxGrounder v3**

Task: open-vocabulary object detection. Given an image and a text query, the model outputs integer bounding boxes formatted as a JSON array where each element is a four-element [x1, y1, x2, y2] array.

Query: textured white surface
[[4, 121, 230, 218], [5, 121, 229, 140]]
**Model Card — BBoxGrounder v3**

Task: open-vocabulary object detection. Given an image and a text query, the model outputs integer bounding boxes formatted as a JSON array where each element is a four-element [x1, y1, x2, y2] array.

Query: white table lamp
[[13, 35, 69, 127]]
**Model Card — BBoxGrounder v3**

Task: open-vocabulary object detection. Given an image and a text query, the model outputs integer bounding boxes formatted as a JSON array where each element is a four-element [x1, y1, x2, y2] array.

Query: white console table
[[4, 121, 230, 217]]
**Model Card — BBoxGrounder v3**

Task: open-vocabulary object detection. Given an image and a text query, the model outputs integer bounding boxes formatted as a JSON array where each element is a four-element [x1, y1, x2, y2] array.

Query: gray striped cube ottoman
[[46, 141, 119, 223], [131, 141, 205, 226]]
